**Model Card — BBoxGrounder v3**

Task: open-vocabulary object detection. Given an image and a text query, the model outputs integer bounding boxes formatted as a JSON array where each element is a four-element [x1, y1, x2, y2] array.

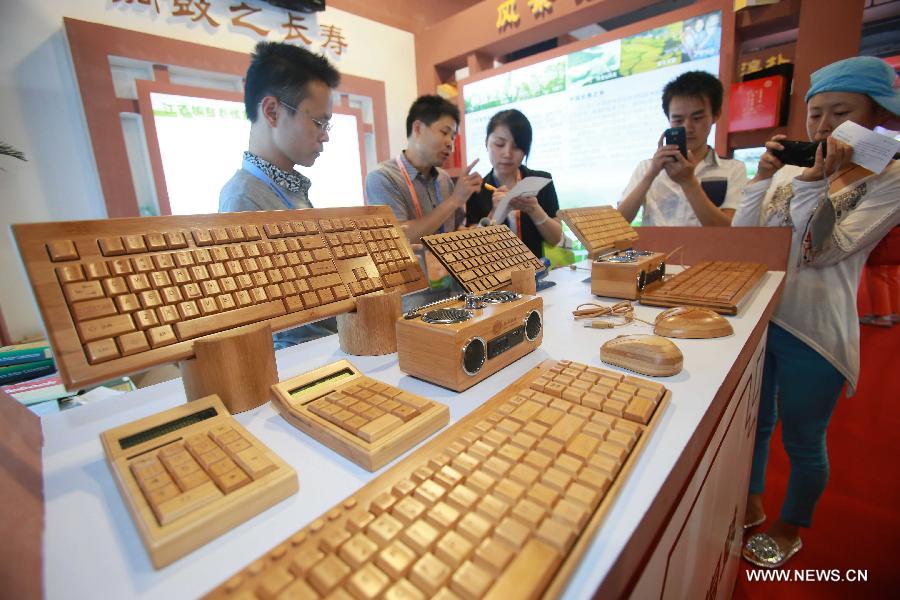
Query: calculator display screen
[[289, 368, 355, 401]]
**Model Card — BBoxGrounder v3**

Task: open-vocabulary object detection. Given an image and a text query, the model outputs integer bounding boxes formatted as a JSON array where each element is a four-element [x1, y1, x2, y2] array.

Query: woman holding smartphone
[[465, 109, 562, 258], [733, 56, 900, 568]]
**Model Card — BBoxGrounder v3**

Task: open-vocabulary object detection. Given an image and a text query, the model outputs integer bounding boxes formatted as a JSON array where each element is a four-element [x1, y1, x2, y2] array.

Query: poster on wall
[[462, 10, 722, 210]]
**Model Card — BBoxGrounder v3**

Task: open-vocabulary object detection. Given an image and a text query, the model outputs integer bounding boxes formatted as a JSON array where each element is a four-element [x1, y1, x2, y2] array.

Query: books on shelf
[[0, 359, 56, 386], [0, 341, 52, 367]]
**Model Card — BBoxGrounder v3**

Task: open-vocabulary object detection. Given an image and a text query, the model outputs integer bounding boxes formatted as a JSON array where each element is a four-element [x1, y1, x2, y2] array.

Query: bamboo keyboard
[[271, 360, 449, 471], [422, 225, 545, 293], [99, 395, 298, 569], [11, 207, 425, 390], [639, 260, 767, 315], [557, 207, 639, 256], [207, 359, 670, 599]]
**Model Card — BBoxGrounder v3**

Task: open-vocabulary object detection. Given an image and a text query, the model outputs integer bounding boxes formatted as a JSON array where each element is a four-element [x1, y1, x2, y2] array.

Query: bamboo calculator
[[271, 360, 450, 471], [99, 394, 298, 568]]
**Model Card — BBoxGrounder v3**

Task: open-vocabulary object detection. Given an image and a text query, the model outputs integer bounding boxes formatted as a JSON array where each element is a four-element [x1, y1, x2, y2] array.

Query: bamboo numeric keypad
[[271, 360, 449, 471], [209, 358, 670, 599], [639, 260, 767, 315], [100, 395, 298, 568], [422, 225, 545, 293], [557, 206, 639, 257], [12, 207, 426, 390]]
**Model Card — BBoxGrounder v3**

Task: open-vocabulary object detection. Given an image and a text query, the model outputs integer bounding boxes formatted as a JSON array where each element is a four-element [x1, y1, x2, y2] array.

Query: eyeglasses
[[279, 100, 333, 133]]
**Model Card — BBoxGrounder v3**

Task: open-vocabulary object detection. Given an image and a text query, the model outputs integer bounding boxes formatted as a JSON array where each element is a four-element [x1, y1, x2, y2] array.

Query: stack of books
[[0, 340, 56, 387]]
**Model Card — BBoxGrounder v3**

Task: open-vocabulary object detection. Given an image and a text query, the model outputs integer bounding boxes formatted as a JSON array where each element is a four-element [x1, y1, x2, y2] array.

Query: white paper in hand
[[493, 176, 552, 224], [832, 120, 900, 174]]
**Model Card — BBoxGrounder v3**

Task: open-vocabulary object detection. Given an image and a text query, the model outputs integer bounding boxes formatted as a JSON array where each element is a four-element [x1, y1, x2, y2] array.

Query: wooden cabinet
[[630, 327, 766, 598]]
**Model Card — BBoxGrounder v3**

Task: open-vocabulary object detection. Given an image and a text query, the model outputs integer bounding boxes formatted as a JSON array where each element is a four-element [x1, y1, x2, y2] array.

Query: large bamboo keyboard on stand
[[207, 358, 670, 599], [422, 225, 545, 293], [271, 360, 449, 471], [100, 395, 298, 569], [639, 260, 768, 315], [11, 207, 426, 390]]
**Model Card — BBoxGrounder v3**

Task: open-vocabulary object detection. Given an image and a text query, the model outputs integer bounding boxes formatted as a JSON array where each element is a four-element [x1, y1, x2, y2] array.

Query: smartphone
[[771, 140, 826, 167], [664, 126, 688, 159]]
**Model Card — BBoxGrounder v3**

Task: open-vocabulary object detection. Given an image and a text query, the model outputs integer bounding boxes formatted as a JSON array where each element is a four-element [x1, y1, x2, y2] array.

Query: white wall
[[0, 0, 416, 342]]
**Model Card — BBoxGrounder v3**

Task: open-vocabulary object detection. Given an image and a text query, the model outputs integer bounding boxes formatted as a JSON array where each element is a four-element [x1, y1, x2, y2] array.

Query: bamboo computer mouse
[[600, 334, 683, 377], [653, 307, 733, 339]]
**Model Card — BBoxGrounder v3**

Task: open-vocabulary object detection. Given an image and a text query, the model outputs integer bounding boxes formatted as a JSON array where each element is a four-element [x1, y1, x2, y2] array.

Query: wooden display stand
[[336, 291, 402, 356], [179, 323, 278, 414], [510, 267, 537, 295]]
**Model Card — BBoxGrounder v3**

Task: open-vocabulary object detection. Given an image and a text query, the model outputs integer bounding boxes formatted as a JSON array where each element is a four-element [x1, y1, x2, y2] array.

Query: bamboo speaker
[[396, 291, 543, 392]]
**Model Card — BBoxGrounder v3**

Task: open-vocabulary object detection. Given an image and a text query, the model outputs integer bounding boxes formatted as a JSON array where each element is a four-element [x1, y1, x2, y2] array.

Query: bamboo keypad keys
[[208, 358, 670, 599], [558, 207, 666, 300], [99, 395, 298, 568], [557, 206, 639, 257], [271, 360, 449, 471], [11, 206, 426, 391], [638, 260, 767, 315], [421, 225, 545, 293]]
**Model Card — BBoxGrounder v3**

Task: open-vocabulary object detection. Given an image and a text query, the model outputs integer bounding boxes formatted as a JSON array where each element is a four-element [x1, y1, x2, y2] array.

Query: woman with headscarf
[[733, 56, 900, 567]]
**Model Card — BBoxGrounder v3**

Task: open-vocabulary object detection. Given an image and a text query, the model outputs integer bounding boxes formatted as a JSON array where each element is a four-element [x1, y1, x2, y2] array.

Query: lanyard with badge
[[242, 156, 295, 209], [395, 156, 450, 286], [394, 156, 444, 232]]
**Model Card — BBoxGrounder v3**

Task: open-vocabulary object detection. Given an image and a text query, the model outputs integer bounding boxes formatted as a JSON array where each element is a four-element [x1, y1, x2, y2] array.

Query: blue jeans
[[749, 323, 846, 527]]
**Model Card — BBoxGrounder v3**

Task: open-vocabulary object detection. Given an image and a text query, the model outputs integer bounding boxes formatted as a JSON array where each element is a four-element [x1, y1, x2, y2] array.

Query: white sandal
[[742, 533, 802, 568]]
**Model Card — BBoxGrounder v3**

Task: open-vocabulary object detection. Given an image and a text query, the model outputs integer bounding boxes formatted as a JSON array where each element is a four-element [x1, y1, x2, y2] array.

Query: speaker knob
[[461, 337, 486, 376], [525, 310, 542, 341]]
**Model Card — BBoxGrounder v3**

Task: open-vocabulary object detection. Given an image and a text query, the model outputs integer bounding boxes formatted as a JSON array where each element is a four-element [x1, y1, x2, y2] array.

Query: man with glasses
[[219, 41, 340, 348], [219, 41, 339, 212]]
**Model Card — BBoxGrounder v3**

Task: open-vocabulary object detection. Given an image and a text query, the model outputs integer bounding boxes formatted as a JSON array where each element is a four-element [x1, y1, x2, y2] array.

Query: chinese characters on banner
[[496, 0, 520, 30], [527, 0, 555, 17], [497, 0, 556, 31], [738, 43, 795, 77], [110, 0, 349, 57], [739, 52, 790, 76]]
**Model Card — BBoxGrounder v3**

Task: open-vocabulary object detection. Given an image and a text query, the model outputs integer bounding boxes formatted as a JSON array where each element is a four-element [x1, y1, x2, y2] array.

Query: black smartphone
[[664, 126, 688, 159], [771, 140, 826, 167]]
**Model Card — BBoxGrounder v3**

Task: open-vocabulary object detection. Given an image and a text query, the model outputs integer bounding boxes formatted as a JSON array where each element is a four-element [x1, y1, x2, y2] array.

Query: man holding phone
[[618, 71, 747, 226]]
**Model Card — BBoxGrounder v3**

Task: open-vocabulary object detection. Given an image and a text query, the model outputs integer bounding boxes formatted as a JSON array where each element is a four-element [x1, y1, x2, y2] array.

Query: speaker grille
[[461, 337, 486, 376], [480, 291, 521, 304], [421, 308, 472, 324], [525, 310, 542, 341]]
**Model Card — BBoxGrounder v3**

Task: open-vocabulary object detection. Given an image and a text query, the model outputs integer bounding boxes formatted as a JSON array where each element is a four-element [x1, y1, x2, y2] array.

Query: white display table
[[40, 263, 784, 598]]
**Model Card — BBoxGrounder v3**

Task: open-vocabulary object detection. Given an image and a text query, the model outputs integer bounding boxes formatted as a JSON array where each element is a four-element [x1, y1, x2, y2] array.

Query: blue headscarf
[[805, 56, 900, 116]]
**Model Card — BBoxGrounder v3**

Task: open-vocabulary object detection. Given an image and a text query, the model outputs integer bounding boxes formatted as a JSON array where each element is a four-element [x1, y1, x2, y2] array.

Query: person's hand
[[488, 185, 508, 219], [797, 136, 853, 182], [508, 194, 540, 215], [663, 148, 698, 186], [448, 158, 482, 208], [751, 134, 787, 183], [648, 132, 683, 177]]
